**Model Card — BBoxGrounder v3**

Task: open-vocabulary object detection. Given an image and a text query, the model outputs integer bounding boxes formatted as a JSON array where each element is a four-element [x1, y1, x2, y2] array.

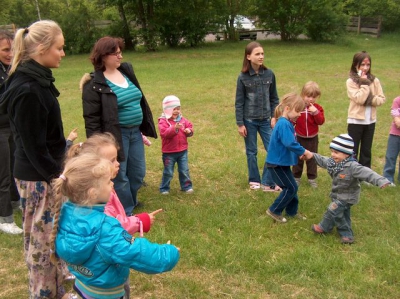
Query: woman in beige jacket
[[346, 51, 385, 168]]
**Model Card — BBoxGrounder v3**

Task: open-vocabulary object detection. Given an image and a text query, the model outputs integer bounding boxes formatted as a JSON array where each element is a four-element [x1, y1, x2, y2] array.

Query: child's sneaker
[[288, 213, 307, 220], [308, 179, 318, 188], [341, 236, 354, 244], [249, 182, 260, 190], [266, 209, 287, 223], [261, 185, 282, 192], [185, 188, 194, 194], [311, 224, 325, 234], [161, 191, 169, 195]]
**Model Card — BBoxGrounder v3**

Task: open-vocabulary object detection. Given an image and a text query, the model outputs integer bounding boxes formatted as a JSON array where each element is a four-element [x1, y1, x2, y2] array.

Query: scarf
[[327, 156, 354, 176], [17, 59, 60, 97]]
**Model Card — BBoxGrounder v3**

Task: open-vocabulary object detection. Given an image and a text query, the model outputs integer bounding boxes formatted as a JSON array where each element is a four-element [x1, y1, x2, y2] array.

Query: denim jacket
[[235, 67, 279, 126]]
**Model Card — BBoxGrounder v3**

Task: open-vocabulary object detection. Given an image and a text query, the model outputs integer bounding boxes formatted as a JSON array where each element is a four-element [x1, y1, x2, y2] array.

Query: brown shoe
[[341, 236, 354, 244], [266, 209, 287, 223]]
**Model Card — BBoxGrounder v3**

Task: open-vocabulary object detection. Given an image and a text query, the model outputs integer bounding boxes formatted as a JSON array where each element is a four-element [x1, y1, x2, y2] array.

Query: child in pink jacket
[[158, 95, 194, 194]]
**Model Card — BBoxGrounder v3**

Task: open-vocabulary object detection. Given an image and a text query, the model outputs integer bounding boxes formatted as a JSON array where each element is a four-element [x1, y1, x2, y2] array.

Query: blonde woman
[[0, 20, 72, 298]]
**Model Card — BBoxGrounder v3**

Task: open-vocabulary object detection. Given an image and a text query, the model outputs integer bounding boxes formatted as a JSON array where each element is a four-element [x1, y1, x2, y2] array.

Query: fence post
[[357, 16, 361, 35], [377, 15, 382, 37]]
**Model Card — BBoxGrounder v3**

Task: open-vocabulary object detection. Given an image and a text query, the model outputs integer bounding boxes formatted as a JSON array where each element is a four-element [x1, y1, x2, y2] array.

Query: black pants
[[347, 123, 375, 168], [0, 127, 19, 219], [292, 135, 319, 180]]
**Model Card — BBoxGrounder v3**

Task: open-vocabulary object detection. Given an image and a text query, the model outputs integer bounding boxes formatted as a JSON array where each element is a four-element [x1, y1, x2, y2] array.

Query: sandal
[[261, 185, 282, 192], [249, 182, 261, 190]]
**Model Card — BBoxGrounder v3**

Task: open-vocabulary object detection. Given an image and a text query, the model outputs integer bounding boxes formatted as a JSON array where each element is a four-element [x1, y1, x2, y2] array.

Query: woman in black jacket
[[0, 20, 69, 299], [81, 36, 157, 216]]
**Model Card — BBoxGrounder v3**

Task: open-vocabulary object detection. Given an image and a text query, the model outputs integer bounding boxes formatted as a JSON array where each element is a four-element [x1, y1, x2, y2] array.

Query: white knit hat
[[162, 95, 181, 119], [330, 134, 354, 155]]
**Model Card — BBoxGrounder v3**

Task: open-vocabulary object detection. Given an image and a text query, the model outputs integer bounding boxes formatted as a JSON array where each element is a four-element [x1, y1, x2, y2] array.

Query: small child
[[50, 153, 180, 299], [66, 133, 162, 236], [265, 93, 313, 223], [311, 134, 390, 244], [382, 96, 400, 186], [158, 95, 194, 194], [292, 81, 325, 188]]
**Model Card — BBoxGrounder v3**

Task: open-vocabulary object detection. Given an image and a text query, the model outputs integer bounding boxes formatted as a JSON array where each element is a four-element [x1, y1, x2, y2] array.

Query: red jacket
[[295, 103, 325, 138], [158, 116, 193, 153]]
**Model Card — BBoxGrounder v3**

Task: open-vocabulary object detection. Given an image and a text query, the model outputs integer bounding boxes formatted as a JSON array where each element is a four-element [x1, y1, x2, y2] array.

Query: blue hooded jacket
[[56, 201, 180, 299]]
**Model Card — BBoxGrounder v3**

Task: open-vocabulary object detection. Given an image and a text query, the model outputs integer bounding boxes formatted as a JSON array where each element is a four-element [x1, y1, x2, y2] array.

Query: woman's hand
[[238, 125, 247, 137]]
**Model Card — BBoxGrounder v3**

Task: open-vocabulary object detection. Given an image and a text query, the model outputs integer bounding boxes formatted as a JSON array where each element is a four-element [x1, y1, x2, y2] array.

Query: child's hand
[[148, 209, 163, 225], [167, 240, 180, 252], [67, 128, 78, 142], [184, 128, 191, 135], [175, 122, 183, 130], [380, 183, 390, 189], [302, 150, 314, 160], [271, 117, 277, 128], [308, 103, 317, 113]]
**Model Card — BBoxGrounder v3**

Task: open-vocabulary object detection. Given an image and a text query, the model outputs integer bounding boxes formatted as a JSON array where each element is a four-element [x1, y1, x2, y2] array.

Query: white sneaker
[[0, 222, 23, 234], [185, 188, 194, 194]]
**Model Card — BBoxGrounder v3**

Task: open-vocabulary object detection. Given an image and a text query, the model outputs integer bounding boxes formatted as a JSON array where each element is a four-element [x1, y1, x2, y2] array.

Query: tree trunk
[[117, 0, 134, 50]]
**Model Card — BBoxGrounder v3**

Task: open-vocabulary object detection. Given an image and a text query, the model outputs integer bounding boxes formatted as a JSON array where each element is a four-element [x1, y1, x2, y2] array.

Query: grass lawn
[[1, 33, 400, 298]]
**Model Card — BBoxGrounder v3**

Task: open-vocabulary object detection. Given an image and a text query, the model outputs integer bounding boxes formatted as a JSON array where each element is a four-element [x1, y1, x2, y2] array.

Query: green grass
[[1, 33, 400, 298]]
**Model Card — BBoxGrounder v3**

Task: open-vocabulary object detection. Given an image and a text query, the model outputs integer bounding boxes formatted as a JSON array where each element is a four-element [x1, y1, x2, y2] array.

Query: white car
[[234, 16, 257, 40]]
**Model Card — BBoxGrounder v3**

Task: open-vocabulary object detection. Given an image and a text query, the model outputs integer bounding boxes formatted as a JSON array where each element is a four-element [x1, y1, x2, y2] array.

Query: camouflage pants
[[16, 180, 66, 299]]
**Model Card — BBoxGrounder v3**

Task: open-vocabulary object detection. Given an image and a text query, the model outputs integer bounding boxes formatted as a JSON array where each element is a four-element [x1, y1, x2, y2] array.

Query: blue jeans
[[160, 150, 192, 192], [319, 199, 353, 238], [243, 118, 275, 186], [383, 134, 400, 184], [267, 166, 299, 216], [114, 126, 145, 216]]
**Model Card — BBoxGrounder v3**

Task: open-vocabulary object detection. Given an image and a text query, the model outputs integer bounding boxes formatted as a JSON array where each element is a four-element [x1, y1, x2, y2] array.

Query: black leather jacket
[[82, 62, 157, 161]]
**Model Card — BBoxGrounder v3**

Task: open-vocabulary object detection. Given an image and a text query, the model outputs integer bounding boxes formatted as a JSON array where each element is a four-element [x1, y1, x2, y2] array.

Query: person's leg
[[258, 119, 275, 187], [0, 128, 14, 221], [16, 180, 65, 299], [359, 123, 375, 168], [347, 124, 363, 162], [114, 127, 134, 215], [336, 203, 354, 240], [383, 134, 399, 183], [268, 166, 298, 215], [292, 136, 306, 179], [159, 153, 176, 193], [177, 150, 193, 191], [125, 126, 146, 208], [8, 131, 20, 205], [243, 119, 260, 184], [305, 136, 318, 180]]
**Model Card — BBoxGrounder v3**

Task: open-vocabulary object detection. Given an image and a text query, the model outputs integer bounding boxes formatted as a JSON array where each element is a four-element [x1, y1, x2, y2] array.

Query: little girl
[[67, 133, 162, 236], [158, 95, 194, 194], [50, 153, 180, 299], [266, 93, 313, 223]]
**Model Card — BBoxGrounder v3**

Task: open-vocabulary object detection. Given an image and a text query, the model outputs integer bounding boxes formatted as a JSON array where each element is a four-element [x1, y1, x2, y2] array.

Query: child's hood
[[56, 202, 106, 264]]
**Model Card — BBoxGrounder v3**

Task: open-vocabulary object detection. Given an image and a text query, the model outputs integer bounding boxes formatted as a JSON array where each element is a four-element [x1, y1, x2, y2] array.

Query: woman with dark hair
[[81, 36, 157, 216], [346, 51, 385, 168], [235, 41, 280, 192], [0, 30, 23, 235]]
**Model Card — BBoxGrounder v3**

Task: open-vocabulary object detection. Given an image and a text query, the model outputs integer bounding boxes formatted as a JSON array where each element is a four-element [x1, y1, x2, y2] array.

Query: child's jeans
[[319, 199, 354, 238], [383, 134, 400, 184], [267, 166, 299, 216], [160, 150, 192, 192]]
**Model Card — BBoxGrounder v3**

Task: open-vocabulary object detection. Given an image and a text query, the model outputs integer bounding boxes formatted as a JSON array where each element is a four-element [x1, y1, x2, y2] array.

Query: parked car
[[234, 15, 257, 40]]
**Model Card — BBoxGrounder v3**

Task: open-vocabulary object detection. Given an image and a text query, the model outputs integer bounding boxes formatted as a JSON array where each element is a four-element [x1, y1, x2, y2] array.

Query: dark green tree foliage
[[8, 0, 41, 27], [156, 0, 210, 47], [305, 0, 347, 42], [58, 1, 102, 54]]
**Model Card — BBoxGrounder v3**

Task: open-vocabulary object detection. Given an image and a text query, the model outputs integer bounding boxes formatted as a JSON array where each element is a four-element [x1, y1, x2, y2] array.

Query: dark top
[[0, 61, 66, 183], [82, 62, 157, 161]]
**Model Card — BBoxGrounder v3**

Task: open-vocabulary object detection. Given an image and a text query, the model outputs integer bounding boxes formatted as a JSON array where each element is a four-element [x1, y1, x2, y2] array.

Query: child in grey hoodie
[[310, 134, 390, 244]]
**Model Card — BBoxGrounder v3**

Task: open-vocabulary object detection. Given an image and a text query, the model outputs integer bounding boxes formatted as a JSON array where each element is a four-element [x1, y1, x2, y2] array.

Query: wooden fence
[[347, 16, 382, 37]]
